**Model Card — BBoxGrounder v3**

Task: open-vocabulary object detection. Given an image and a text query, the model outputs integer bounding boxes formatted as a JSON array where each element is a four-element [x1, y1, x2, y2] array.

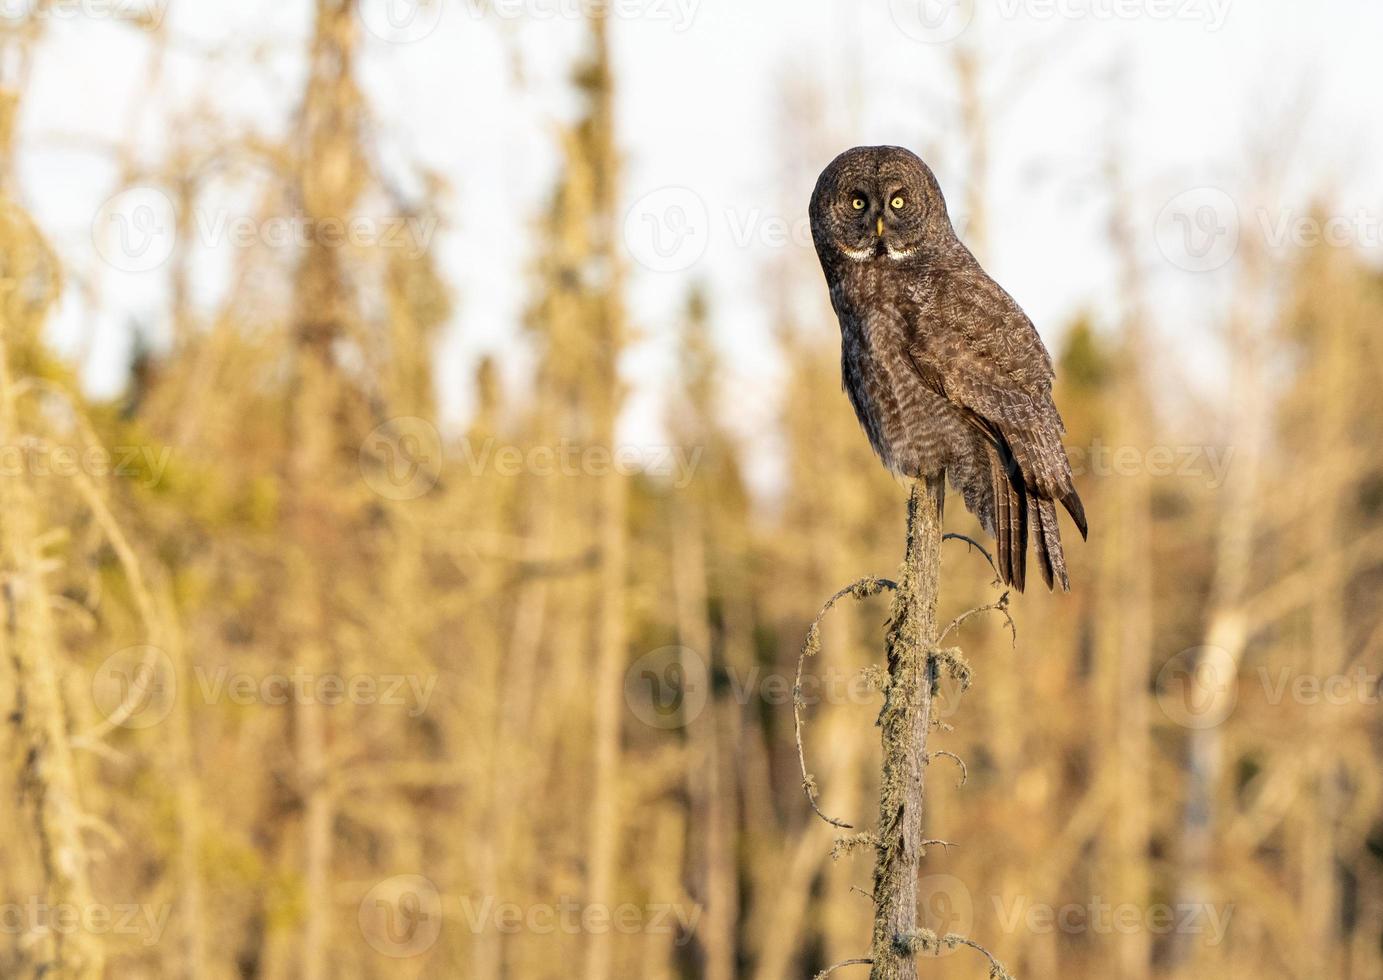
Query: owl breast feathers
[[809, 145, 1087, 592]]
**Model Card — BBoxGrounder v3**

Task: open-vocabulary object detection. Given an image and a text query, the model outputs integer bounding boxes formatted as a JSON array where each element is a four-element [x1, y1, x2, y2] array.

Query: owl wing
[[902, 270, 1068, 490], [904, 265, 1087, 588]]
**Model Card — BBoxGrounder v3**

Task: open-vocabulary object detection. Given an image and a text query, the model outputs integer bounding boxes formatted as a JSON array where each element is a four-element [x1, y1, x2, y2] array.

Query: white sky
[[14, 0, 1383, 486]]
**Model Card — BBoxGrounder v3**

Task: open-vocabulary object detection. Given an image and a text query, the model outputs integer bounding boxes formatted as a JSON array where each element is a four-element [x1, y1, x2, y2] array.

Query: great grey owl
[[809, 145, 1087, 591]]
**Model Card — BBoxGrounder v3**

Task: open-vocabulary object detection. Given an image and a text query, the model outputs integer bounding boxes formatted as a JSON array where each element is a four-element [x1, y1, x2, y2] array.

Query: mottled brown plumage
[[809, 145, 1087, 591]]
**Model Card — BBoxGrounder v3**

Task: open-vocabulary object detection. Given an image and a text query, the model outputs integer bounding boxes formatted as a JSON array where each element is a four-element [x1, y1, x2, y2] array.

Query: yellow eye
[[891, 196, 906, 209], [851, 197, 866, 210]]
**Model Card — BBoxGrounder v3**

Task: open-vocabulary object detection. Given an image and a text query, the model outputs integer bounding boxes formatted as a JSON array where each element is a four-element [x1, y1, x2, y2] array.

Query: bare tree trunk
[[0, 21, 102, 980], [953, 43, 988, 263], [283, 4, 363, 975], [160, 588, 207, 980], [753, 818, 836, 980], [284, 323, 340, 980], [1175, 234, 1268, 967], [580, 14, 629, 979], [586, 461, 628, 980], [294, 638, 332, 980], [672, 507, 736, 980], [869, 476, 944, 980], [820, 608, 870, 971], [1299, 257, 1350, 973], [1104, 146, 1153, 980], [1, 335, 104, 980]]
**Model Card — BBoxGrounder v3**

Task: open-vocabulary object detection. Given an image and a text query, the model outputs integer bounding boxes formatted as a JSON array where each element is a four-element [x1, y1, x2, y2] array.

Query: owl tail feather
[[1031, 497, 1071, 592], [988, 446, 1074, 593], [989, 448, 1028, 593], [1061, 489, 1089, 541]]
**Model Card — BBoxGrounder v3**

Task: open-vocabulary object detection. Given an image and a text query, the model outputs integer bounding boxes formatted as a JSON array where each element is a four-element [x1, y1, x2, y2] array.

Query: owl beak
[[876, 216, 885, 238]]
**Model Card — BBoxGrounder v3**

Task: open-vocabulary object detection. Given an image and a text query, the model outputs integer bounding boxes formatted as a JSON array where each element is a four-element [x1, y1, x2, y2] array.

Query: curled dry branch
[[942, 532, 1000, 580], [795, 575, 897, 830], [930, 749, 968, 787], [938, 590, 1017, 648]]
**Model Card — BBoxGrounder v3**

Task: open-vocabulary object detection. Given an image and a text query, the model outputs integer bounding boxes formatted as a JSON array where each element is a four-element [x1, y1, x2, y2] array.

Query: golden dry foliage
[[1, 7, 1381, 980]]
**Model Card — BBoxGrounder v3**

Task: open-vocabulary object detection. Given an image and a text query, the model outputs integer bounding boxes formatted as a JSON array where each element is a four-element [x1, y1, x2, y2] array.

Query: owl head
[[809, 145, 955, 264]]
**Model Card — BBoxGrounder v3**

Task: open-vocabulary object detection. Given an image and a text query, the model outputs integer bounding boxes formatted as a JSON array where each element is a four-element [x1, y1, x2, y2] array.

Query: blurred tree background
[[1, 2, 1381, 979]]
